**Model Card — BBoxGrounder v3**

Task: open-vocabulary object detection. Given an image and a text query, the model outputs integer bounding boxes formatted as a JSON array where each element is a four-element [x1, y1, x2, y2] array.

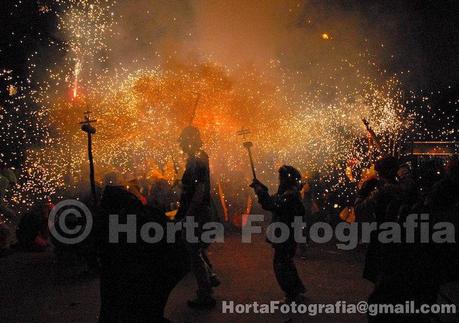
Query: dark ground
[[0, 233, 457, 322]]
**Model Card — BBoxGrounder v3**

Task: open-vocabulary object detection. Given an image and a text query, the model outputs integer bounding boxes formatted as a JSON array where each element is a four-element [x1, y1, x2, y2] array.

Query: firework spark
[[1, 0, 457, 221]]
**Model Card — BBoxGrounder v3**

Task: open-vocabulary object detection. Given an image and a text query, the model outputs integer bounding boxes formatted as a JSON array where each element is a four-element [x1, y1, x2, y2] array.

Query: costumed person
[[97, 180, 189, 323], [175, 126, 220, 309], [250, 165, 306, 303]]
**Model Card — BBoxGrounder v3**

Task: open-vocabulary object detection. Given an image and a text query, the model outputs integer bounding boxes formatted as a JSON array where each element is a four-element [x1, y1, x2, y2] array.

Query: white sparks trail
[[0, 0, 457, 220]]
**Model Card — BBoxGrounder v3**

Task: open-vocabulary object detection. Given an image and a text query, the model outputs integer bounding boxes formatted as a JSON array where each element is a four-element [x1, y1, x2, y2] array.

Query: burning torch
[[237, 127, 257, 180]]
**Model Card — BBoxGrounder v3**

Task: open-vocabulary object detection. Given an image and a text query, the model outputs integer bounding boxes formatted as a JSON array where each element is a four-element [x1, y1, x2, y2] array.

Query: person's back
[[97, 185, 189, 323], [176, 150, 211, 222], [354, 156, 403, 295]]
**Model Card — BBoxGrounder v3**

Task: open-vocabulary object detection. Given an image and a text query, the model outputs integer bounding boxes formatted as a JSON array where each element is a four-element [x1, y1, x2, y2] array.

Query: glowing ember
[[0, 0, 457, 220]]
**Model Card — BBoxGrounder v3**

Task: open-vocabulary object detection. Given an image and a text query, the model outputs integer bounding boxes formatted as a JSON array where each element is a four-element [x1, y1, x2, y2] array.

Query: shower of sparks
[[0, 0, 457, 221]]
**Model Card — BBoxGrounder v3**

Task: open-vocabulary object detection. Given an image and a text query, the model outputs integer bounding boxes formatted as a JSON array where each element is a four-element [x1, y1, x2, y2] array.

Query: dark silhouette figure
[[175, 126, 219, 309], [354, 156, 404, 322], [355, 156, 400, 283], [97, 185, 189, 323], [251, 165, 306, 302], [425, 156, 459, 285], [354, 155, 458, 323]]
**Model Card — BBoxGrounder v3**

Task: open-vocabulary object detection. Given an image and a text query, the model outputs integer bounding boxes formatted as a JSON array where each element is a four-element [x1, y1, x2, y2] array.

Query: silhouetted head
[[178, 126, 203, 156], [375, 156, 399, 181], [278, 165, 303, 191]]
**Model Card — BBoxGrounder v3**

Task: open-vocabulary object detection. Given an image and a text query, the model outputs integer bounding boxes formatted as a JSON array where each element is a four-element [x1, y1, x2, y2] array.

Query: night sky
[[315, 0, 459, 90], [1, 0, 458, 90]]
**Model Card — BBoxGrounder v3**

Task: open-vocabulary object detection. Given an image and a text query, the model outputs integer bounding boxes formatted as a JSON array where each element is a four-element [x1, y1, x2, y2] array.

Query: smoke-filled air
[[1, 0, 456, 215]]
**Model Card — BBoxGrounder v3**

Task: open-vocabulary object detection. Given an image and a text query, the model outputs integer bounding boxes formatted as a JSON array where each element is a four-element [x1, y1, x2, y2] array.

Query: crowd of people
[[0, 125, 458, 322], [354, 155, 459, 322]]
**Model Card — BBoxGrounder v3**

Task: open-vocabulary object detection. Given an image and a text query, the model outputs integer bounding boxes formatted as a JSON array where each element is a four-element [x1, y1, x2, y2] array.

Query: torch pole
[[244, 142, 257, 180], [87, 132, 97, 204], [80, 111, 98, 205]]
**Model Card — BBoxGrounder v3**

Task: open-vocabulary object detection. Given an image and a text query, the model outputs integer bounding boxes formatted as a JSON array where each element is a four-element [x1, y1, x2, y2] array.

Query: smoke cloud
[[108, 0, 388, 84]]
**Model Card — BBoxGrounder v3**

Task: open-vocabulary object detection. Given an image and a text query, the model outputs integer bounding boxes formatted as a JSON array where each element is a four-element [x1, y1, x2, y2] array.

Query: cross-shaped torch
[[237, 127, 257, 180]]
